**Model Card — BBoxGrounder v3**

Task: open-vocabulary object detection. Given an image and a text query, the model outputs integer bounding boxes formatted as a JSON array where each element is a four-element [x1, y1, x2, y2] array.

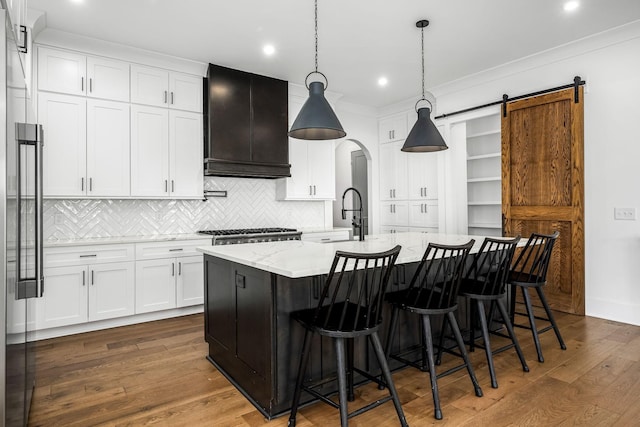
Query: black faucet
[[341, 187, 364, 241]]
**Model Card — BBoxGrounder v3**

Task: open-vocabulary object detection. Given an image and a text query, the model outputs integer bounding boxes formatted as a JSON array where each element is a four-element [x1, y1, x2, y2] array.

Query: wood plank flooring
[[28, 310, 640, 426]]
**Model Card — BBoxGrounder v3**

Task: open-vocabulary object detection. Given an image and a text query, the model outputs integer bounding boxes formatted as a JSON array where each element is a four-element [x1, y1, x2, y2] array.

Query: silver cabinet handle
[[393, 189, 396, 198], [420, 187, 424, 197], [81, 76, 84, 92], [82, 270, 85, 286], [392, 130, 395, 139], [164, 91, 168, 103], [79, 254, 97, 258], [89, 78, 93, 93], [313, 185, 316, 195], [309, 185, 313, 196], [172, 262, 175, 277], [178, 262, 182, 275], [89, 177, 93, 192], [424, 203, 428, 213], [81, 177, 84, 191], [388, 130, 391, 140], [389, 189, 392, 198], [165, 180, 168, 193], [171, 92, 174, 105], [169, 248, 183, 252], [171, 180, 175, 193], [421, 204, 423, 213], [91, 270, 94, 285]]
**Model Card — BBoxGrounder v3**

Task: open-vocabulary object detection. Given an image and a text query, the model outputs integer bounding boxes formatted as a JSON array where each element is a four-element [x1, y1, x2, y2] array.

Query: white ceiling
[[27, 0, 640, 108]]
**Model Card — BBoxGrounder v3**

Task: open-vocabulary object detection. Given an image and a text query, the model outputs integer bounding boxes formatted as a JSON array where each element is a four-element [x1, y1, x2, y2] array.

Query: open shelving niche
[[465, 112, 502, 237]]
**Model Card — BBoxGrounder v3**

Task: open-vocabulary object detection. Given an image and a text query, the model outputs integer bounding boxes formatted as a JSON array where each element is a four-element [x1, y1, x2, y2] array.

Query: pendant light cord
[[315, 0, 318, 73], [421, 25, 425, 101]]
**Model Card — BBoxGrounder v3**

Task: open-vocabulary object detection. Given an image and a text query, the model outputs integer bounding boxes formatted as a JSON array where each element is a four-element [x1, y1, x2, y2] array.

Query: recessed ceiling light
[[378, 77, 388, 87], [564, 1, 579, 12], [263, 44, 276, 56]]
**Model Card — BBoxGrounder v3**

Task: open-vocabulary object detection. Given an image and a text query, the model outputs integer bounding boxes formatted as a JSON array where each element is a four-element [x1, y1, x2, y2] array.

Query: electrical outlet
[[614, 207, 636, 220]]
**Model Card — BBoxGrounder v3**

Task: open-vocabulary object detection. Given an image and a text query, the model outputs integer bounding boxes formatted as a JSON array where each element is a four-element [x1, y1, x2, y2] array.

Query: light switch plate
[[614, 207, 636, 220]]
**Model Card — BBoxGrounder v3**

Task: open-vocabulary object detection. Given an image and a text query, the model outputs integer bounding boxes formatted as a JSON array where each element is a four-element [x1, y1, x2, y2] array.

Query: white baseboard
[[586, 298, 640, 326], [30, 305, 204, 341]]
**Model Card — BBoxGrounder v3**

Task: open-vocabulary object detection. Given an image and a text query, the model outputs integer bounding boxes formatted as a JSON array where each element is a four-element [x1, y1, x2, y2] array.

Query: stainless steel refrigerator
[[1, 8, 43, 426]]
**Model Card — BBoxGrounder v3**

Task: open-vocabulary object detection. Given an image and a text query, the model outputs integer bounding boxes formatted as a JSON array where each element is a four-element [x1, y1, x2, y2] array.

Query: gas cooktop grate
[[198, 228, 297, 236]]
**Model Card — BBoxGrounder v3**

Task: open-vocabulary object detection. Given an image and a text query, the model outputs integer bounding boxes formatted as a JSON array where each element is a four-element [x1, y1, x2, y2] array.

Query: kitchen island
[[197, 232, 507, 418]]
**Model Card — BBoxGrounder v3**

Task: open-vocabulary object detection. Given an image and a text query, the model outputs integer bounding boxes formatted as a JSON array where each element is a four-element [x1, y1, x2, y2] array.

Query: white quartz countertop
[[197, 232, 521, 278], [45, 233, 212, 247]]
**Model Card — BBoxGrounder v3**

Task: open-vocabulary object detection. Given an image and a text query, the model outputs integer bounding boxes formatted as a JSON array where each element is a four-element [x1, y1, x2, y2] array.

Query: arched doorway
[[333, 139, 371, 238]]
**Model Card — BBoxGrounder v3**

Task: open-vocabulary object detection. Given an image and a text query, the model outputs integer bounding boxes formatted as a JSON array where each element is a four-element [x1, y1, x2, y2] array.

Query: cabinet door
[[176, 256, 204, 307], [408, 201, 439, 228], [407, 151, 439, 200], [135, 259, 177, 314], [379, 114, 408, 143], [380, 201, 409, 226], [308, 140, 335, 199], [130, 65, 169, 107], [169, 72, 202, 112], [88, 261, 135, 321], [169, 110, 203, 197], [39, 92, 87, 197], [37, 266, 88, 329], [86, 99, 130, 197], [37, 47, 86, 96], [130, 105, 169, 197], [379, 141, 408, 200], [86, 56, 130, 102]]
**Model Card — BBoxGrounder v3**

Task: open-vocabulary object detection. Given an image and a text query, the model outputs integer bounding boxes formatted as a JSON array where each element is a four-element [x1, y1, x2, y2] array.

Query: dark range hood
[[203, 64, 291, 178]]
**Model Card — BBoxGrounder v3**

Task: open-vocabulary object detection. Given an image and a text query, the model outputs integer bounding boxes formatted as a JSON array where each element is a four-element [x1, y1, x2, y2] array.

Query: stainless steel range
[[198, 227, 302, 245]]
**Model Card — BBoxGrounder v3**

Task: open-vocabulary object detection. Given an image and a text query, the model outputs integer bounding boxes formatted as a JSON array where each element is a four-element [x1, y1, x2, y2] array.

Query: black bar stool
[[383, 240, 481, 420], [288, 245, 407, 427], [509, 231, 566, 362], [459, 236, 529, 388]]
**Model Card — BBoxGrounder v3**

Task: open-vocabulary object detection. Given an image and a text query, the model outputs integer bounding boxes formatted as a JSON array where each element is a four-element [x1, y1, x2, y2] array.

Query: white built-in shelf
[[467, 129, 501, 139], [468, 201, 501, 206], [467, 176, 501, 183], [469, 222, 502, 229], [467, 152, 501, 161]]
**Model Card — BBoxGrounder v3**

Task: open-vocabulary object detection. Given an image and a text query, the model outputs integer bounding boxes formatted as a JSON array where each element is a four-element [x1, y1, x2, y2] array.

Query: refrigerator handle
[[35, 126, 44, 297]]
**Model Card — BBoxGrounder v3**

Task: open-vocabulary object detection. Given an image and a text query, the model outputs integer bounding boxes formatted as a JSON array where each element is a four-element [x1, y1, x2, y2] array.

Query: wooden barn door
[[502, 87, 584, 315]]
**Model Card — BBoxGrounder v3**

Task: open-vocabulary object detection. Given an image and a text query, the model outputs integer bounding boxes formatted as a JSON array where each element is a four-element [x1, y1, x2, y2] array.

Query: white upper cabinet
[[131, 65, 202, 112], [130, 105, 170, 197], [38, 47, 130, 101], [407, 152, 439, 200], [169, 72, 203, 112], [86, 99, 131, 197], [39, 92, 87, 197], [379, 140, 408, 201], [169, 110, 203, 198], [38, 47, 86, 96], [379, 114, 408, 143], [86, 56, 130, 102]]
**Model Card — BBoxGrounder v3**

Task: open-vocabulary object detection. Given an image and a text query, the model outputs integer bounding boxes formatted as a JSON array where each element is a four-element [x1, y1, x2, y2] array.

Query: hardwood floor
[[28, 310, 640, 426]]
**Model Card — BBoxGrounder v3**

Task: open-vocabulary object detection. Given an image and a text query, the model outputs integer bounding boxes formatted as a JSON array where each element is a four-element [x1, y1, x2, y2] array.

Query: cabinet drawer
[[301, 230, 351, 243], [135, 239, 208, 260], [44, 244, 134, 268]]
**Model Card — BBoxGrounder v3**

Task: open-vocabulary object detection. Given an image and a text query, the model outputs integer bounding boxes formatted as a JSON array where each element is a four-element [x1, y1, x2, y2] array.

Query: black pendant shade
[[288, 81, 346, 140], [401, 107, 448, 152]]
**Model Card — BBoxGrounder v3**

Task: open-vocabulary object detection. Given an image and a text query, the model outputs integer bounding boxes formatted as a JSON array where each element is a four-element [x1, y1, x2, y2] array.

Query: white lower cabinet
[[135, 240, 205, 313], [135, 259, 177, 313], [37, 261, 134, 329]]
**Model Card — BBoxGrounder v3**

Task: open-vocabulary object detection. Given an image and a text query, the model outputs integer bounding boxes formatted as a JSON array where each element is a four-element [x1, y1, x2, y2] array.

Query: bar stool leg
[[495, 298, 529, 372], [475, 300, 498, 388], [347, 338, 355, 401], [288, 329, 314, 427], [447, 312, 483, 398], [370, 332, 409, 427], [334, 337, 349, 427], [379, 306, 400, 390], [435, 315, 449, 366], [421, 314, 443, 420], [521, 286, 544, 362], [535, 287, 567, 350]]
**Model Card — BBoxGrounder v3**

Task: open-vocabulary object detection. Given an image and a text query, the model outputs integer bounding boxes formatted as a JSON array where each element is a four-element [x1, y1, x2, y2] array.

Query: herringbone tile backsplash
[[44, 177, 326, 240]]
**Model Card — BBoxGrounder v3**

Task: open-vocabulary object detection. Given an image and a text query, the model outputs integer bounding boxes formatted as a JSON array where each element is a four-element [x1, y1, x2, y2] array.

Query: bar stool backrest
[[466, 236, 521, 295], [313, 245, 401, 333], [510, 231, 560, 285], [404, 240, 475, 310]]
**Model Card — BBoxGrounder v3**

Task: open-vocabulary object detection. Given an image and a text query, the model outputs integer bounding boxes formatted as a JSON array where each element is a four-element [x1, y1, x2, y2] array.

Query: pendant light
[[288, 0, 346, 140], [402, 20, 448, 152]]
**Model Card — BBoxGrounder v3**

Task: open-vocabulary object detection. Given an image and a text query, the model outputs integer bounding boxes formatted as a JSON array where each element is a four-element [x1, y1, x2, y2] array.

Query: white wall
[[334, 139, 360, 227], [427, 21, 640, 326]]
